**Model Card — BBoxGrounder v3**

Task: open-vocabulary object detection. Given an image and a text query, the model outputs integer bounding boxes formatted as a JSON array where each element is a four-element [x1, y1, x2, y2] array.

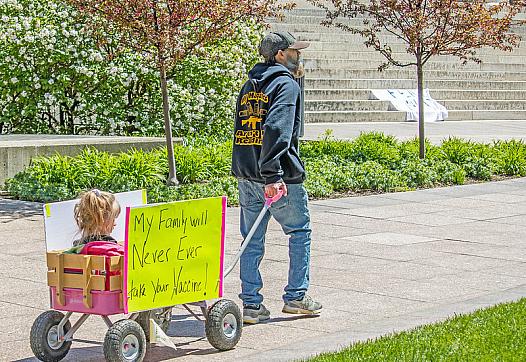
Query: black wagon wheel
[[103, 319, 146, 362], [205, 299, 242, 351], [30, 310, 72, 362], [135, 307, 172, 342]]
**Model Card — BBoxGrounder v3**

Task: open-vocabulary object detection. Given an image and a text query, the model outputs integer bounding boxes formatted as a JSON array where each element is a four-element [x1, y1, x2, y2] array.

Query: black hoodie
[[231, 62, 305, 185]]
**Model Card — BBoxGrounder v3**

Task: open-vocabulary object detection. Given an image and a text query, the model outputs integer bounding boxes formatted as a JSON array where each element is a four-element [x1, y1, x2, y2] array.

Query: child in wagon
[[66, 189, 124, 256]]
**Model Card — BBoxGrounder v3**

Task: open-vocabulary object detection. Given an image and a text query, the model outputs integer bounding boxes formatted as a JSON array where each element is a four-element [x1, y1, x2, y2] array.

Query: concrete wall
[[0, 135, 169, 187]]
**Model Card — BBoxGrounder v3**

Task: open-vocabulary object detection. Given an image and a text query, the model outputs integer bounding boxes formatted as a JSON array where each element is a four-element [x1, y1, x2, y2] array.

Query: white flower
[[44, 93, 55, 104], [48, 79, 54, 84], [10, 77, 18, 84]]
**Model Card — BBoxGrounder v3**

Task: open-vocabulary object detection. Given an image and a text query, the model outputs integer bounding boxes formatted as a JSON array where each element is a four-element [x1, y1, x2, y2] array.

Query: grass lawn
[[307, 298, 526, 361]]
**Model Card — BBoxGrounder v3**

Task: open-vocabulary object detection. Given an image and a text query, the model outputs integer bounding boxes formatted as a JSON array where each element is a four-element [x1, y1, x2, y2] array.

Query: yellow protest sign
[[124, 197, 226, 313]]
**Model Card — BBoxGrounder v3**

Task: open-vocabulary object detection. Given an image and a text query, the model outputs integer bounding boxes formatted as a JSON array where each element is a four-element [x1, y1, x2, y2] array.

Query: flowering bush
[[168, 20, 263, 138], [0, 0, 263, 139]]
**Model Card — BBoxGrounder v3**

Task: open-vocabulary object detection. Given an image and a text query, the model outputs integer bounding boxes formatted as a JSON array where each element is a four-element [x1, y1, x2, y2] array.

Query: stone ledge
[[0, 135, 170, 187]]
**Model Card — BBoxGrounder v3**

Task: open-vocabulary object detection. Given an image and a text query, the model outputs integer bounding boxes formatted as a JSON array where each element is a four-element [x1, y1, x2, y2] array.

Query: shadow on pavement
[[243, 313, 320, 328], [0, 198, 42, 221]]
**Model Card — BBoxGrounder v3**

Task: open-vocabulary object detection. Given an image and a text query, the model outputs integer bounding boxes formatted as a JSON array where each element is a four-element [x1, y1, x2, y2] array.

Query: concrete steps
[[305, 41, 526, 52], [304, 58, 526, 72], [302, 51, 526, 63], [306, 89, 526, 101], [278, 15, 526, 28], [304, 69, 526, 81], [303, 50, 526, 64], [306, 79, 526, 90], [275, 5, 526, 123], [306, 99, 526, 111], [306, 110, 526, 122], [306, 100, 393, 112]]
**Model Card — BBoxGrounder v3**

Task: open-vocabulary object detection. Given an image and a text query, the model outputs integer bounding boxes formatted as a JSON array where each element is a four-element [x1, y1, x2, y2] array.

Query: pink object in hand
[[265, 189, 284, 207]]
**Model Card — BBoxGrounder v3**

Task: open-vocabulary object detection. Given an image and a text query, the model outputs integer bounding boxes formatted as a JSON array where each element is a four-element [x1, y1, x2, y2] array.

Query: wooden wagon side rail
[[47, 252, 123, 309]]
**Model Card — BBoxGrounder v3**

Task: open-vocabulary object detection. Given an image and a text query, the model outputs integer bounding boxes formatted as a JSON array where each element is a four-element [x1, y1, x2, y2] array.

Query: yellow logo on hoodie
[[236, 90, 269, 146]]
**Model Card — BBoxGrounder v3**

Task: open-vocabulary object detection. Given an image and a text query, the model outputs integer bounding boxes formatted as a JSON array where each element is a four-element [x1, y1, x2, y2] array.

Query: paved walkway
[[303, 120, 526, 144], [1, 177, 526, 361]]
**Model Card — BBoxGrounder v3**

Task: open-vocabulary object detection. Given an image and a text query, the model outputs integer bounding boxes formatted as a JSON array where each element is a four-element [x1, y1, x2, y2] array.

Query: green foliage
[[0, 0, 263, 139], [5, 133, 526, 204], [432, 160, 466, 185], [440, 138, 495, 180], [398, 159, 436, 188], [348, 132, 400, 166], [148, 177, 238, 205], [398, 138, 441, 162], [307, 298, 526, 362], [304, 156, 336, 197], [440, 137, 473, 164], [493, 140, 526, 176], [351, 161, 405, 191]]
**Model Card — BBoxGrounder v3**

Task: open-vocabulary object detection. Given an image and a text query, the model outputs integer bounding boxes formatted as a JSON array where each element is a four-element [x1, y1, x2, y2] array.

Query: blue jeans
[[237, 179, 312, 306]]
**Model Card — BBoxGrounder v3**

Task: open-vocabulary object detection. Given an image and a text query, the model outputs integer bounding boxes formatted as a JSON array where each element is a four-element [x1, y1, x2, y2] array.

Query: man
[[231, 31, 322, 324]]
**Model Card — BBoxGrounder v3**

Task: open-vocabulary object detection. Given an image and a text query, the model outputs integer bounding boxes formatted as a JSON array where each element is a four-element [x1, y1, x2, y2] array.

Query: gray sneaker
[[282, 295, 322, 315], [243, 304, 270, 324]]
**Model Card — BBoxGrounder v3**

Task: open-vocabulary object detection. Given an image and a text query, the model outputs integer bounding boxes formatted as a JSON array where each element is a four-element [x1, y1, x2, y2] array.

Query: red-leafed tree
[[310, 0, 526, 158], [67, 0, 288, 184]]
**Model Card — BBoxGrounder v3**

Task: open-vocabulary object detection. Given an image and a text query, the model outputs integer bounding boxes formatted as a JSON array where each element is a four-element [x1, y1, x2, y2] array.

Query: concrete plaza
[[1, 174, 526, 361], [302, 120, 526, 144]]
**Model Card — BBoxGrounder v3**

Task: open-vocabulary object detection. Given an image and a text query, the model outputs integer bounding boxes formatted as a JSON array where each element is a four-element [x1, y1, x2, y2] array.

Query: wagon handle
[[224, 190, 284, 278]]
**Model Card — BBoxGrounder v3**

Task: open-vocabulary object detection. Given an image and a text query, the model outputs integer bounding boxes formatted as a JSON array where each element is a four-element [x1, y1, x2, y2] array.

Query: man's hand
[[265, 181, 288, 198]]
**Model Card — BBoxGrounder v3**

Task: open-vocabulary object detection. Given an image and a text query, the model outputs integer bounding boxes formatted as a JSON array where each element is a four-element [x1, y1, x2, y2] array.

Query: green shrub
[[148, 177, 238, 205], [440, 137, 473, 164], [493, 140, 526, 176], [463, 156, 493, 180], [352, 161, 406, 191], [348, 132, 400, 166], [432, 160, 466, 185], [6, 133, 526, 205], [398, 138, 441, 163], [301, 139, 354, 161], [0, 0, 263, 139], [439, 138, 494, 180], [398, 160, 437, 188], [5, 173, 73, 202], [328, 163, 360, 191], [304, 157, 336, 197], [6, 142, 233, 202]]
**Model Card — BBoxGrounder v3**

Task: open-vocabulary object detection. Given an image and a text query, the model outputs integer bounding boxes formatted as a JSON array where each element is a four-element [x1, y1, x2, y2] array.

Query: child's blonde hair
[[74, 189, 121, 241]]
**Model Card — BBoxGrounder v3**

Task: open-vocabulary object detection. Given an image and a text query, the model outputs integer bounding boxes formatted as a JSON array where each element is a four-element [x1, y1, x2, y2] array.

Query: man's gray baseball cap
[[258, 31, 310, 58]]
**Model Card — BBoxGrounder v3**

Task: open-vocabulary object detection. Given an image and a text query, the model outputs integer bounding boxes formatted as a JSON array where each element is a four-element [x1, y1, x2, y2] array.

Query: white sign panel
[[371, 89, 448, 122], [43, 190, 146, 251]]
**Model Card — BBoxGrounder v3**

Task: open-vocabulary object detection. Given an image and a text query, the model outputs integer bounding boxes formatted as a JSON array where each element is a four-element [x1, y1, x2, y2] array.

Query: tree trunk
[[416, 57, 425, 159], [159, 63, 179, 186]]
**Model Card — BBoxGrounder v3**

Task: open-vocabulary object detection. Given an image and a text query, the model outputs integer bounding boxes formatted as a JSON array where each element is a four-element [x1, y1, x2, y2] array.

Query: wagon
[[30, 250, 241, 362], [30, 192, 282, 361]]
